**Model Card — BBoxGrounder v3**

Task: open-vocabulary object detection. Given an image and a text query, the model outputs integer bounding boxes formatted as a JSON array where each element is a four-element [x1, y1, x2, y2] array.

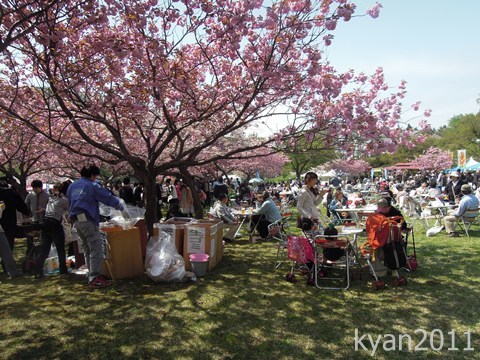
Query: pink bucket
[[189, 254, 209, 277]]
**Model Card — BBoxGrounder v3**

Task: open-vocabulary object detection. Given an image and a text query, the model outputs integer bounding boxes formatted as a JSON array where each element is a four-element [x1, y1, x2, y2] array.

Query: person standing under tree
[[35, 182, 70, 279], [0, 180, 31, 255], [297, 172, 323, 230], [67, 165, 129, 288], [25, 180, 49, 222], [119, 177, 136, 205]]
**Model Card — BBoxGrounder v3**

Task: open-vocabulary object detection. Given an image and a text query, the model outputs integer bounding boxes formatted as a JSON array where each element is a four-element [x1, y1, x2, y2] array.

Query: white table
[[332, 206, 377, 223], [231, 208, 255, 238], [422, 203, 457, 230]]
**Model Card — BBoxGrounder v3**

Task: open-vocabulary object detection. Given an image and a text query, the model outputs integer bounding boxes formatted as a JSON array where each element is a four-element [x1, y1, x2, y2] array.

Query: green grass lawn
[[1, 215, 480, 360]]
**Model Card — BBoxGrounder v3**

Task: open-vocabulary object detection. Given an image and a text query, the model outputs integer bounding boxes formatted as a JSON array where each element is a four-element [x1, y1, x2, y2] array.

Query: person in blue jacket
[[67, 165, 129, 288]]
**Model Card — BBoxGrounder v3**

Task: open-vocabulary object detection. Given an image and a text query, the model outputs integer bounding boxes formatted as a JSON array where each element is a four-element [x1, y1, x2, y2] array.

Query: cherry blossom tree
[[321, 159, 371, 176], [0, 0, 63, 52], [215, 148, 289, 181], [411, 147, 453, 171], [0, 118, 64, 197], [0, 0, 431, 234]]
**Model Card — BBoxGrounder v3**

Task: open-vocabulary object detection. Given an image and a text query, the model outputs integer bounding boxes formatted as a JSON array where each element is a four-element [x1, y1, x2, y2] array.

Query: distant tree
[[411, 147, 453, 171], [436, 114, 480, 158]]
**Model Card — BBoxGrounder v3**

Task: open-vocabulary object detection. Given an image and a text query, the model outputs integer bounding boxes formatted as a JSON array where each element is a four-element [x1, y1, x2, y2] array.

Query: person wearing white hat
[[445, 171, 466, 205]]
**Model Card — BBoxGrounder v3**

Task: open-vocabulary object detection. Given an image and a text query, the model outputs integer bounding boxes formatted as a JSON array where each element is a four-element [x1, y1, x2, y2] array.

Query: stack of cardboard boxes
[[154, 217, 224, 272]]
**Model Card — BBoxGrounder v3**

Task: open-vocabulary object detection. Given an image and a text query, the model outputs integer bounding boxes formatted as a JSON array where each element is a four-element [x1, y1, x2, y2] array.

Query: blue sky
[[326, 0, 480, 129]]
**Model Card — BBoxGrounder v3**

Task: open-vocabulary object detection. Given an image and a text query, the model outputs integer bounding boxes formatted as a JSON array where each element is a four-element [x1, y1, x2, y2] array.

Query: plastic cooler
[[189, 253, 209, 277]]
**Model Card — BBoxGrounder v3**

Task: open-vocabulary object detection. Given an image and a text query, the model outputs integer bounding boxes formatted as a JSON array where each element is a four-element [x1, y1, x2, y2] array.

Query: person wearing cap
[[445, 171, 466, 205], [443, 184, 479, 237], [376, 198, 407, 230]]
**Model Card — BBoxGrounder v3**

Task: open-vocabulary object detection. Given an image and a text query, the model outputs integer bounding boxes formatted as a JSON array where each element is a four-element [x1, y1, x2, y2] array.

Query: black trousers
[[36, 219, 67, 275], [250, 215, 270, 238]]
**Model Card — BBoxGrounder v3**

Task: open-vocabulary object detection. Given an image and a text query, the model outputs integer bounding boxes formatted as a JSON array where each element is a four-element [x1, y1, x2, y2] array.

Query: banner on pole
[[457, 149, 466, 168]]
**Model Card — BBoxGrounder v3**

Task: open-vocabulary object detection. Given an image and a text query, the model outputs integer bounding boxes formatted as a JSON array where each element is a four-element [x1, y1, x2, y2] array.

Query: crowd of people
[[1, 166, 479, 286]]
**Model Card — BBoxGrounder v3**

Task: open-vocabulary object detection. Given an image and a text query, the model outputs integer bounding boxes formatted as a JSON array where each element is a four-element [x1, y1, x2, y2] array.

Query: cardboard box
[[100, 227, 143, 280], [134, 218, 148, 258], [193, 219, 224, 265], [157, 217, 195, 255], [184, 222, 218, 271]]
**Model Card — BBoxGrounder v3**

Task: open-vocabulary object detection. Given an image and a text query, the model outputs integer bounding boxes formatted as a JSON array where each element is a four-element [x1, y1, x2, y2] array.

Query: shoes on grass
[[7, 272, 23, 280], [88, 275, 113, 288], [447, 232, 460, 237]]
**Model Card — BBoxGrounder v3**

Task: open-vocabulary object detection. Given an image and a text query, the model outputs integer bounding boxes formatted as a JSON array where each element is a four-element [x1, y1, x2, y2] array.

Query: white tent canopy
[[465, 157, 480, 170], [318, 169, 337, 178], [301, 169, 337, 179], [248, 178, 264, 184]]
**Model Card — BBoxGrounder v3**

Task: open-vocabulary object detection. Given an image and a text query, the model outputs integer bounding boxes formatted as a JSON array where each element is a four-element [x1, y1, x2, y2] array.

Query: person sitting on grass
[[209, 193, 240, 243], [443, 184, 479, 237]]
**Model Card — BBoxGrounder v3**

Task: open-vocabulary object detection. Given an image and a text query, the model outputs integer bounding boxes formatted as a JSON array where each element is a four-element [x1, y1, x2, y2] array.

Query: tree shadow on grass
[[2, 231, 480, 359]]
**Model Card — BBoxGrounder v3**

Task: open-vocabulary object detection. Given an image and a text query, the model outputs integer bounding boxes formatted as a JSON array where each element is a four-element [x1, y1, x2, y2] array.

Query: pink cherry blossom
[[367, 2, 382, 19], [0, 0, 431, 234], [411, 147, 453, 171]]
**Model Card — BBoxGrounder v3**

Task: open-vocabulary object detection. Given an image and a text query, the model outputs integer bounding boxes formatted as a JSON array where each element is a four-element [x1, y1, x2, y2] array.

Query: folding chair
[[268, 220, 288, 270], [280, 210, 293, 233], [314, 234, 352, 290], [458, 208, 480, 237], [248, 213, 266, 241]]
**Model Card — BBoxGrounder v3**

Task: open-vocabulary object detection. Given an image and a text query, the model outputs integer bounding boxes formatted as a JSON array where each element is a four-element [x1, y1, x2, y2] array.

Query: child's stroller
[[284, 235, 316, 285], [361, 214, 410, 290]]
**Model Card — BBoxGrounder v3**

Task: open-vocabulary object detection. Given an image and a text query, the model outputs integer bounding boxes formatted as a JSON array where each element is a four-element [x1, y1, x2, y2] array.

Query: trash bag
[[99, 201, 146, 230], [426, 225, 444, 237], [145, 231, 193, 283]]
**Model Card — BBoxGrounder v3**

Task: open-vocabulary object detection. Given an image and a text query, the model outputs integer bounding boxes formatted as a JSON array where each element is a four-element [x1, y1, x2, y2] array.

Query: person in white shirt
[[427, 180, 442, 200], [296, 172, 322, 230], [209, 193, 240, 242]]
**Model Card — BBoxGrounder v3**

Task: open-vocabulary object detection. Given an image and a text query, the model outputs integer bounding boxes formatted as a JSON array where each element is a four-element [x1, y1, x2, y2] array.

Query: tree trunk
[[139, 174, 157, 238]]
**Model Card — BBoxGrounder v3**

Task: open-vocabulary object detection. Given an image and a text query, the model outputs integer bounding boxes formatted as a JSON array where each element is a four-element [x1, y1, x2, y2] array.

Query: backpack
[[365, 214, 403, 250]]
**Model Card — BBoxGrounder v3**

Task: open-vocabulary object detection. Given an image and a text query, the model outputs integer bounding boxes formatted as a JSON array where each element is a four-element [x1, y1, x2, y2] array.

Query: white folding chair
[[268, 220, 288, 269], [458, 208, 480, 237]]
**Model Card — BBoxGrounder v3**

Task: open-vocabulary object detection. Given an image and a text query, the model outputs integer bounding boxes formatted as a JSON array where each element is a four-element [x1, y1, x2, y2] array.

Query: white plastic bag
[[100, 203, 145, 229], [426, 225, 444, 237], [145, 231, 190, 283]]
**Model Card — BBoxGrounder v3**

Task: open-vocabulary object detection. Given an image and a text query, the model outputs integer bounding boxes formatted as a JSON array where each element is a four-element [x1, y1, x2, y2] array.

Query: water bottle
[[317, 223, 324, 236]]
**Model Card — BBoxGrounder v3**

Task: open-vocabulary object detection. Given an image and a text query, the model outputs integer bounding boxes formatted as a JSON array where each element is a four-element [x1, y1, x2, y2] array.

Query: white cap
[[450, 171, 459, 178]]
